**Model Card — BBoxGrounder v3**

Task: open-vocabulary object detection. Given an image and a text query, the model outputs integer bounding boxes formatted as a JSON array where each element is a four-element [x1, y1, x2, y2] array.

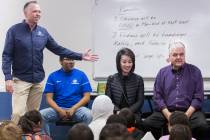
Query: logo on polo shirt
[[37, 31, 44, 36], [72, 79, 79, 84]]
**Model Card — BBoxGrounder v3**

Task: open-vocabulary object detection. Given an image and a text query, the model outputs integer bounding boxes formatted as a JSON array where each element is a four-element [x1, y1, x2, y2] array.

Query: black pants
[[141, 111, 208, 140]]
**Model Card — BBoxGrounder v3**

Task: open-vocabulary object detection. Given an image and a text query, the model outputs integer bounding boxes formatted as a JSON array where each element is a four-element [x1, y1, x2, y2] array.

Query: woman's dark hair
[[169, 124, 192, 140], [68, 123, 94, 140], [116, 48, 135, 74], [18, 110, 42, 134]]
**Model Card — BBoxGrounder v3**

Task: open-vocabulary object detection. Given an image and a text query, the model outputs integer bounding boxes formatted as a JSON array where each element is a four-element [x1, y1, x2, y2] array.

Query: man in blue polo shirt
[[2, 1, 98, 124], [40, 56, 92, 135]]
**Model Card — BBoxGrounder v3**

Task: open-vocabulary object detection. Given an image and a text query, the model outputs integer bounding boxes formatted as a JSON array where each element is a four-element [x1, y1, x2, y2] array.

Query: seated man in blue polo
[[40, 56, 92, 135]]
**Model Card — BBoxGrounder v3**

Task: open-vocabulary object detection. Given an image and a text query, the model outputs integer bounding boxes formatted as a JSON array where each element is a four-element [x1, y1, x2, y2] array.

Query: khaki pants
[[12, 78, 43, 124]]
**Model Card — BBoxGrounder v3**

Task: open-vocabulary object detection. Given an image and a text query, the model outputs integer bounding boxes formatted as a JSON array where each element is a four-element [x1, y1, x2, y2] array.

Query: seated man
[[40, 57, 92, 135], [143, 41, 208, 140]]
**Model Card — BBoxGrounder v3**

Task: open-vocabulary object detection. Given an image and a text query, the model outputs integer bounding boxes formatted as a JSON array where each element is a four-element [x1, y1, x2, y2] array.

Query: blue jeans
[[40, 107, 92, 135]]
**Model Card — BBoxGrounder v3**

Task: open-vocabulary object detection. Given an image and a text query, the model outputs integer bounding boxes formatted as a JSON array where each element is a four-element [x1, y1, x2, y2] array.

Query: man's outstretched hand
[[82, 49, 99, 62]]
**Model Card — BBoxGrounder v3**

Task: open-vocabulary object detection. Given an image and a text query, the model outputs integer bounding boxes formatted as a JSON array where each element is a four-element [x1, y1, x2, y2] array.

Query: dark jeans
[[141, 111, 208, 140]]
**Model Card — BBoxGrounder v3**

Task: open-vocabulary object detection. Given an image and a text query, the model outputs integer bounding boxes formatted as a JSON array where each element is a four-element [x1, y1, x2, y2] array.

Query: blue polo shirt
[[44, 68, 92, 108]]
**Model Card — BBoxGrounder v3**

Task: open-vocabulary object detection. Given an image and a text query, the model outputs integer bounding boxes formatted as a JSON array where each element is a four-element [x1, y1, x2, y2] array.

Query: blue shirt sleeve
[[43, 74, 55, 94], [2, 28, 14, 81], [80, 72, 92, 94]]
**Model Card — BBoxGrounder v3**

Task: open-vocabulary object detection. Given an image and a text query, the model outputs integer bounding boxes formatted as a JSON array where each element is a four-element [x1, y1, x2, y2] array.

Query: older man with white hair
[[142, 41, 208, 140]]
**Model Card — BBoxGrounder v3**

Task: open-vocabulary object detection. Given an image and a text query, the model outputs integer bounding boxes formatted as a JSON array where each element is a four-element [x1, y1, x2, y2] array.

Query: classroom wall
[[1, 0, 210, 91]]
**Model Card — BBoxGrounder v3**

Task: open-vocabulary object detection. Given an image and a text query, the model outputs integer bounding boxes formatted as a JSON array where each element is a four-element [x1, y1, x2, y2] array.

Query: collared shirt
[[44, 68, 92, 108], [2, 21, 82, 83], [153, 63, 204, 111]]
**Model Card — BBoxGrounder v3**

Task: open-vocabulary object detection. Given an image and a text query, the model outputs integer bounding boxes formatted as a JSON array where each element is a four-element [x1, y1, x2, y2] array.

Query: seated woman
[[105, 48, 144, 122]]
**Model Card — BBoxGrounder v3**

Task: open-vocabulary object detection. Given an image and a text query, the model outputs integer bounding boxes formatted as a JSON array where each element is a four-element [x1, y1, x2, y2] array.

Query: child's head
[[0, 120, 22, 140], [168, 111, 189, 131], [118, 108, 135, 128], [169, 124, 192, 140], [99, 123, 129, 140], [18, 110, 42, 133], [106, 114, 127, 126], [68, 123, 93, 140]]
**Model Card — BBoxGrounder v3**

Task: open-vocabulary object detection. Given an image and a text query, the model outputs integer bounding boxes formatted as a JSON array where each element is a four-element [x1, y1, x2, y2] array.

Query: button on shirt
[[44, 68, 92, 108], [2, 21, 82, 83], [153, 63, 204, 111]]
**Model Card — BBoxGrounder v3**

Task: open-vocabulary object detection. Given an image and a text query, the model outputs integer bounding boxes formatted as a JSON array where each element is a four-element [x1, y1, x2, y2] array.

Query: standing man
[[143, 41, 208, 140], [2, 1, 98, 124], [40, 57, 92, 135]]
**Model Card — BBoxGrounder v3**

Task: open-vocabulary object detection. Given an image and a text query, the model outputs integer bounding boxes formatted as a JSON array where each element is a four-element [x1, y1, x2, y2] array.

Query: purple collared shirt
[[153, 63, 204, 111]]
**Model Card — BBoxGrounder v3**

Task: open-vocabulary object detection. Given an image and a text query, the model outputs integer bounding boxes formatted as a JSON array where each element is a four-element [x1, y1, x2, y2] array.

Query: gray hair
[[168, 41, 185, 54]]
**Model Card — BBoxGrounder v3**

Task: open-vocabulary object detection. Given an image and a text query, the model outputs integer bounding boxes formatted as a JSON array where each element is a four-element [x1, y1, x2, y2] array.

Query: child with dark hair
[[169, 124, 192, 140], [168, 111, 190, 127], [18, 110, 52, 140], [159, 111, 195, 140], [99, 123, 129, 140], [106, 114, 127, 126], [68, 123, 93, 140], [119, 108, 144, 140]]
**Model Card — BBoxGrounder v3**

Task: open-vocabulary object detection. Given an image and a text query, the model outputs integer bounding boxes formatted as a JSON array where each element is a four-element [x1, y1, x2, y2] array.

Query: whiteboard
[[93, 0, 210, 79]]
